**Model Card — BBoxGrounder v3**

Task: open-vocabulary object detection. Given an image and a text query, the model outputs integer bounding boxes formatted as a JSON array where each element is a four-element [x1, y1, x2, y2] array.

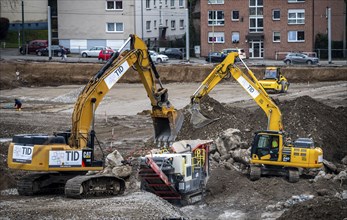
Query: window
[[288, 31, 305, 42], [232, 32, 240, 43], [208, 10, 224, 26], [288, 9, 305, 24], [249, 18, 263, 32], [146, 21, 151, 31], [179, 0, 184, 7], [180, 19, 184, 29], [288, 0, 305, 2], [106, 1, 123, 10], [106, 22, 124, 32], [208, 32, 225, 43], [273, 32, 280, 42], [171, 20, 176, 29], [154, 20, 157, 29], [170, 0, 175, 7], [154, 0, 156, 7], [232, 11, 239, 21], [272, 9, 280, 20], [208, 0, 224, 4], [146, 0, 150, 9], [165, 19, 168, 26], [165, 0, 168, 6], [249, 0, 263, 32]]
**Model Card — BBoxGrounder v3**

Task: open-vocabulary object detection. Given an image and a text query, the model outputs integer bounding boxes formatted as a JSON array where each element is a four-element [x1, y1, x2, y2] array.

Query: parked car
[[149, 50, 169, 63], [205, 52, 226, 62], [283, 53, 319, 65], [221, 48, 247, 59], [35, 45, 70, 57], [20, 40, 48, 55], [98, 49, 114, 61], [161, 48, 183, 59], [81, 46, 112, 57]]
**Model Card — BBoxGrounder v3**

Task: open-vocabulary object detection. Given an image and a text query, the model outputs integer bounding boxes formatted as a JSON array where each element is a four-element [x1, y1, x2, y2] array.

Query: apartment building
[[200, 0, 346, 59], [135, 0, 187, 47], [59, 0, 187, 52], [2, 0, 187, 52]]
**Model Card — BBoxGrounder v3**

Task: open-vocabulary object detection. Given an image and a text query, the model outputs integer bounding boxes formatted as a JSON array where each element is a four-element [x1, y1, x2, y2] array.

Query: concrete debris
[[333, 170, 347, 185], [112, 165, 132, 178], [220, 153, 231, 162], [314, 170, 327, 182], [211, 129, 251, 171], [212, 151, 221, 162], [105, 150, 124, 167], [265, 194, 314, 212], [334, 190, 347, 200], [323, 159, 338, 173], [343, 190, 347, 200], [215, 137, 228, 156], [341, 156, 347, 165], [223, 161, 233, 170], [230, 148, 250, 165]]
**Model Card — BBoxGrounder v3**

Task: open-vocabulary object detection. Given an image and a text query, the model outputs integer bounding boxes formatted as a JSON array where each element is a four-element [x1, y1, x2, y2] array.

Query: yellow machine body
[[258, 67, 289, 93]]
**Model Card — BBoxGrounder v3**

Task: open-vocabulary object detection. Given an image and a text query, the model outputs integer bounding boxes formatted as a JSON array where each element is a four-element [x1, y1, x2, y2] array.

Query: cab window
[[264, 69, 278, 79]]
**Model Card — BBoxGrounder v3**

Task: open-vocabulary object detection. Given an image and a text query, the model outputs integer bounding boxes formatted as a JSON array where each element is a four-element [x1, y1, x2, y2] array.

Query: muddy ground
[[0, 60, 346, 219]]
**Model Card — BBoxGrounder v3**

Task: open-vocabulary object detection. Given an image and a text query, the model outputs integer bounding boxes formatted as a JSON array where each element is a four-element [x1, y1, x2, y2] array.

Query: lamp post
[[21, 0, 25, 47]]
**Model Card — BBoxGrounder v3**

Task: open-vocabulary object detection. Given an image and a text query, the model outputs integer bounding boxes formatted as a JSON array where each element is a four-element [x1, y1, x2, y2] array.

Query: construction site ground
[[0, 60, 346, 219]]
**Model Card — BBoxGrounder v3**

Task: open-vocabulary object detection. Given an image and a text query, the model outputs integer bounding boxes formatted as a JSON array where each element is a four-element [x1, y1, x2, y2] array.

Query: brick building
[[200, 0, 346, 59]]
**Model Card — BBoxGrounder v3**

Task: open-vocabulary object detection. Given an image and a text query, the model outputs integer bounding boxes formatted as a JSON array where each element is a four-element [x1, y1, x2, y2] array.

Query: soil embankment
[[1, 60, 346, 89]]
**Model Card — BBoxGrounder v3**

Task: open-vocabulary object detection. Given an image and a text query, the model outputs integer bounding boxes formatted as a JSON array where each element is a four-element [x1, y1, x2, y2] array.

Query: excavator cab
[[259, 67, 289, 93], [251, 131, 283, 162], [250, 130, 323, 182]]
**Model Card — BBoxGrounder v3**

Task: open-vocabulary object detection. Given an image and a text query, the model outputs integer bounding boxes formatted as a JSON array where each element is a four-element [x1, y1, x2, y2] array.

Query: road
[[1, 48, 346, 66]]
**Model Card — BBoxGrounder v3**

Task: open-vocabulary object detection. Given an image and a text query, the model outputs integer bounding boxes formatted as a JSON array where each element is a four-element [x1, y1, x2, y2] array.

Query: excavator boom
[[69, 34, 183, 148], [191, 52, 283, 131], [7, 34, 183, 197], [190, 52, 323, 182]]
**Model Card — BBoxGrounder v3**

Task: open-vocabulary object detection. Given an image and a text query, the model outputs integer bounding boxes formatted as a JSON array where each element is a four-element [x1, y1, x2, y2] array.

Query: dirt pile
[[278, 196, 347, 220], [177, 96, 253, 141], [177, 95, 347, 163], [250, 96, 347, 162]]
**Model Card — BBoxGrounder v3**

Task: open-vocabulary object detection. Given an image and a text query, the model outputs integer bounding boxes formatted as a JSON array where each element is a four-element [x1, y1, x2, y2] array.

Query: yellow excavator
[[190, 52, 323, 182], [258, 67, 289, 93], [7, 34, 183, 197]]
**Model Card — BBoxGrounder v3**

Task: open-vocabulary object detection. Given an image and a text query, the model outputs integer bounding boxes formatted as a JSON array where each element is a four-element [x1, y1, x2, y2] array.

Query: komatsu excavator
[[190, 52, 323, 182], [7, 34, 184, 198]]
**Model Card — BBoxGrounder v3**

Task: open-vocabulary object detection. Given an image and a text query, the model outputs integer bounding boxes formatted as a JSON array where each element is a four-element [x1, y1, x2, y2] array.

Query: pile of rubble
[[177, 95, 347, 183]]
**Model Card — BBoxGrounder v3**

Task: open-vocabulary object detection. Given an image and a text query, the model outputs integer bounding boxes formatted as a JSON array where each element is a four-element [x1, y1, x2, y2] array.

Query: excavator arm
[[69, 34, 183, 149], [191, 52, 283, 131], [7, 34, 183, 197]]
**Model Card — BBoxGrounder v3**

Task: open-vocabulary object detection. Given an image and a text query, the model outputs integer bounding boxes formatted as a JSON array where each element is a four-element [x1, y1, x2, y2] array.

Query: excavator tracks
[[65, 175, 126, 199], [17, 172, 83, 196]]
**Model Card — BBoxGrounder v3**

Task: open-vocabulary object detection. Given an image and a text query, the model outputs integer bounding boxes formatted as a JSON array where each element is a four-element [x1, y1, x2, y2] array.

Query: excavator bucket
[[153, 110, 184, 143], [190, 103, 219, 129]]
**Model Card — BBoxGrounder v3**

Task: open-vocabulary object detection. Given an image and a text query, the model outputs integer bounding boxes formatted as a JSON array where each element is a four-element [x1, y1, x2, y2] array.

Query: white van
[[221, 48, 247, 59]]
